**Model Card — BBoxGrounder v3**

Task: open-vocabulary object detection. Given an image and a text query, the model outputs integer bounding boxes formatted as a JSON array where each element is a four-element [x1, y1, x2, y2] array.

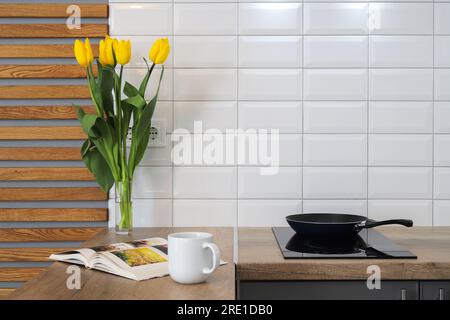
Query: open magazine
[[49, 238, 169, 281]]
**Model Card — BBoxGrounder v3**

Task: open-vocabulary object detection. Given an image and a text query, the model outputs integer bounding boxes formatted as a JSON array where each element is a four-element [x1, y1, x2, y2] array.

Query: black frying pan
[[286, 213, 413, 238]]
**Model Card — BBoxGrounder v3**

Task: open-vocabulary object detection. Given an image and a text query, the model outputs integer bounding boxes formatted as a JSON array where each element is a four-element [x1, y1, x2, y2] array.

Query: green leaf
[[124, 94, 146, 109], [138, 61, 154, 96], [123, 81, 139, 98], [81, 139, 114, 192], [97, 62, 115, 116]]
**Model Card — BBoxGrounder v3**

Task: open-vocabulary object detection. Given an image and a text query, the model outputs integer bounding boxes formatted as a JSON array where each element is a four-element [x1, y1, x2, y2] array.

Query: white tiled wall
[[109, 0, 450, 227]]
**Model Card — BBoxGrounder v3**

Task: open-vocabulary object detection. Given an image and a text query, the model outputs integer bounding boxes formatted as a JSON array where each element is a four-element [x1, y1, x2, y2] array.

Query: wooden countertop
[[237, 227, 450, 281], [8, 227, 235, 300]]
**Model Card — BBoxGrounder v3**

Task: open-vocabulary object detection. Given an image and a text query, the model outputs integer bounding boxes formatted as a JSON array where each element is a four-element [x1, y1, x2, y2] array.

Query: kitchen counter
[[8, 227, 235, 300], [237, 227, 450, 281], [237, 227, 450, 300], [7, 227, 450, 300]]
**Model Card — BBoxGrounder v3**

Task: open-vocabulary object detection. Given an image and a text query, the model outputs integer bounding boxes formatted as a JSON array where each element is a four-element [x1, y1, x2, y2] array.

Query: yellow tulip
[[115, 40, 131, 65], [99, 35, 116, 66], [74, 38, 94, 68], [149, 38, 170, 64]]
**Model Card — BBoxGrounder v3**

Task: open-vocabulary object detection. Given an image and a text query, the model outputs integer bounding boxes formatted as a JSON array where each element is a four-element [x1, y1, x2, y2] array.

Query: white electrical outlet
[[126, 119, 167, 147], [148, 120, 167, 147]]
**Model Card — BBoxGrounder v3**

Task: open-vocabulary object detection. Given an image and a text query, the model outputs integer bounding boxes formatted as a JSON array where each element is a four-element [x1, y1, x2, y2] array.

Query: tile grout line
[[432, 0, 435, 226], [236, 1, 239, 228], [367, 3, 370, 218], [301, 0, 305, 214], [171, 0, 175, 227]]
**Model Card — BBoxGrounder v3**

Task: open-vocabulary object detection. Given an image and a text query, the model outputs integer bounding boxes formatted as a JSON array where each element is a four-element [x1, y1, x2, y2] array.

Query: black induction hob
[[273, 227, 417, 259]]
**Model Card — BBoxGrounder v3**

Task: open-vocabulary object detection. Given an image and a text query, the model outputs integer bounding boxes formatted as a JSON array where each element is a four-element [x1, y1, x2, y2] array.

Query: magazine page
[[49, 248, 99, 267], [95, 238, 169, 281]]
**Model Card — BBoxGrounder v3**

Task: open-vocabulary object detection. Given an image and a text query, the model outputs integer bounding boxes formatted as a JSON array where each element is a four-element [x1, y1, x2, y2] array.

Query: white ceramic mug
[[168, 232, 220, 284]]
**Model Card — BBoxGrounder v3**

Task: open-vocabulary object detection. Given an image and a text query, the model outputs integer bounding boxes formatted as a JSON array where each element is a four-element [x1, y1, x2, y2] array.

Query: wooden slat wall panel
[[0, 106, 95, 120], [0, 44, 99, 58], [0, 24, 107, 38], [0, 288, 15, 299], [0, 167, 94, 181], [0, 65, 91, 79], [0, 147, 81, 160], [0, 248, 74, 262], [0, 208, 107, 222], [0, 127, 85, 140], [0, 228, 103, 242], [0, 268, 46, 281], [0, 2, 108, 286], [0, 188, 106, 201], [0, 4, 108, 18], [0, 85, 90, 99]]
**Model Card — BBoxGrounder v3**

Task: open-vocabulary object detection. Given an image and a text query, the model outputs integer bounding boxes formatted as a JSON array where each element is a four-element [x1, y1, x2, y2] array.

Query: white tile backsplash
[[369, 4, 433, 35], [435, 69, 450, 101], [110, 3, 173, 35], [239, 3, 303, 35], [238, 101, 302, 133], [368, 200, 432, 226], [369, 69, 433, 100], [435, 3, 450, 34], [368, 135, 433, 166], [435, 102, 450, 133], [304, 69, 367, 100], [303, 134, 367, 166], [304, 3, 368, 35], [174, 36, 237, 68], [110, 0, 447, 227], [173, 3, 237, 35], [239, 36, 302, 68], [303, 101, 367, 133], [238, 200, 300, 227], [304, 36, 367, 68], [173, 200, 237, 227], [369, 36, 433, 67], [238, 167, 302, 199], [434, 135, 450, 166], [173, 167, 237, 198], [368, 167, 432, 199], [369, 102, 433, 133], [174, 69, 237, 100], [239, 69, 302, 101], [303, 167, 367, 199]]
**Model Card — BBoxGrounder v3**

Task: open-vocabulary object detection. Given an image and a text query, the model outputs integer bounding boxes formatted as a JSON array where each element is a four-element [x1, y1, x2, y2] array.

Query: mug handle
[[202, 243, 220, 275]]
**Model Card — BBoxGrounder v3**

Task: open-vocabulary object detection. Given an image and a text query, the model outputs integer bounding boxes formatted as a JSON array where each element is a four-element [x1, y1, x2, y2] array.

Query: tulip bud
[[74, 38, 94, 68], [149, 38, 170, 64], [99, 35, 116, 66], [116, 40, 131, 65]]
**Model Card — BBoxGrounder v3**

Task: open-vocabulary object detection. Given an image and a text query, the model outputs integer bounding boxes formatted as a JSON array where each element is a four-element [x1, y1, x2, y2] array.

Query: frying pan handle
[[355, 219, 413, 232]]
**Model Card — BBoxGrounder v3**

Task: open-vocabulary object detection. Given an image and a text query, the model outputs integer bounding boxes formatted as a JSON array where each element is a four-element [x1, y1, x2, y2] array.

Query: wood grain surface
[[0, 227, 103, 242], [0, 24, 107, 38], [237, 227, 450, 281], [0, 65, 90, 79], [8, 228, 235, 300], [0, 4, 108, 18], [0, 147, 81, 160], [0, 44, 99, 58], [0, 248, 74, 262], [0, 85, 90, 99], [0, 208, 107, 222], [0, 289, 15, 300], [0, 127, 85, 140], [0, 268, 46, 281], [0, 167, 94, 181], [0, 105, 95, 119], [0, 187, 106, 201]]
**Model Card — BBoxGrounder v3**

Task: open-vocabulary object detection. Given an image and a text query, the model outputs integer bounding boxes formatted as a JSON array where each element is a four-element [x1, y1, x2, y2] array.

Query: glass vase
[[115, 180, 133, 234]]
